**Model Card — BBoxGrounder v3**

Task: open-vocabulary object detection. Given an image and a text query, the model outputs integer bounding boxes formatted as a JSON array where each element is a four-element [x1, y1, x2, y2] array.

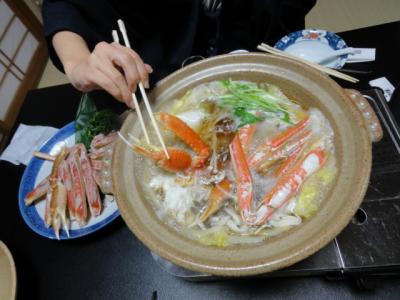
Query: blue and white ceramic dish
[[18, 122, 119, 240], [274, 29, 348, 69]]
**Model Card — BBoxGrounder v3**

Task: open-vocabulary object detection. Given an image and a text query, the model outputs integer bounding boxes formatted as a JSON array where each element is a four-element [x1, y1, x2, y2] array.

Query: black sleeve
[[42, 0, 104, 72], [259, 0, 317, 47], [278, 0, 317, 36]]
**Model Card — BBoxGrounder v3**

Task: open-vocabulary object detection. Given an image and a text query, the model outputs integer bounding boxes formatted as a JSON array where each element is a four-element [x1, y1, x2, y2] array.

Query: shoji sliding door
[[0, 0, 47, 149]]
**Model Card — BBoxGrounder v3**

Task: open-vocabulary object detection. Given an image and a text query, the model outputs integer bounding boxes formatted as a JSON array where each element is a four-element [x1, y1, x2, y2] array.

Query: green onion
[[217, 79, 292, 127]]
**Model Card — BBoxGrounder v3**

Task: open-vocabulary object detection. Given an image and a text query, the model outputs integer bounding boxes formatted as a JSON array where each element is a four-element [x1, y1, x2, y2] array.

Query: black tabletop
[[2, 22, 400, 300], [337, 21, 400, 90]]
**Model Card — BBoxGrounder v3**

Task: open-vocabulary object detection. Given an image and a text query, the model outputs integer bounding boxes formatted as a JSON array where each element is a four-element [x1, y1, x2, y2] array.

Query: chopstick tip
[[117, 19, 126, 32], [111, 30, 119, 43]]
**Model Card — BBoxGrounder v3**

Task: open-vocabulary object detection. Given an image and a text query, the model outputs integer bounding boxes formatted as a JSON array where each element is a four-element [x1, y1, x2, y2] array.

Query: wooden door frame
[[2, 0, 48, 128], [0, 119, 10, 152]]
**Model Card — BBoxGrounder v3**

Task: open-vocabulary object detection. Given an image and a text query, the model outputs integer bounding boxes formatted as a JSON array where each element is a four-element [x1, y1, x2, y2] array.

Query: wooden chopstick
[[111, 30, 119, 44], [117, 131, 135, 150], [111, 30, 151, 145], [258, 43, 358, 82], [258, 43, 358, 83], [117, 19, 169, 159], [257, 43, 359, 83]]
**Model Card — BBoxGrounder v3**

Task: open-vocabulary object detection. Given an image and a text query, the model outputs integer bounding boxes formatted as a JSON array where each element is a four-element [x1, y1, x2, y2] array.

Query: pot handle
[[344, 89, 383, 143]]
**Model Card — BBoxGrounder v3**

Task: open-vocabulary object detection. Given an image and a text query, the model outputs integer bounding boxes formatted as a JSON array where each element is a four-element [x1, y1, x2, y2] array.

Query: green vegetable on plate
[[75, 93, 118, 148]]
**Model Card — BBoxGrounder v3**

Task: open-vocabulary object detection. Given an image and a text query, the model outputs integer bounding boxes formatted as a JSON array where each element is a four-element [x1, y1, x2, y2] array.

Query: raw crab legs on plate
[[25, 132, 117, 239]]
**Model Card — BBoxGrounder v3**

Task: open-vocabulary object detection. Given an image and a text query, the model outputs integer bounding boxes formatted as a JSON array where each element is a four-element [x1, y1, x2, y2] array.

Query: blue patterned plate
[[18, 122, 119, 240], [274, 29, 348, 69]]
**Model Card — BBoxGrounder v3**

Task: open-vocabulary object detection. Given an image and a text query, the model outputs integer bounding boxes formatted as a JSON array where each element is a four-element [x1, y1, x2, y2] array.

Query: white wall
[[306, 0, 400, 33]]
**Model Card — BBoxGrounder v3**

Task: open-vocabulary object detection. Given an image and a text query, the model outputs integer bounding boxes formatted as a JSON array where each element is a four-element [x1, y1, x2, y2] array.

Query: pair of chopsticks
[[112, 20, 169, 159], [257, 43, 359, 83]]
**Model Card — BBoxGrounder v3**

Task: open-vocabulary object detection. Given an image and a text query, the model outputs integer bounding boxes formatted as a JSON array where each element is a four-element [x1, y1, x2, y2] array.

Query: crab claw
[[118, 131, 192, 172], [200, 179, 231, 222], [158, 112, 210, 168], [50, 180, 69, 239], [134, 145, 192, 172]]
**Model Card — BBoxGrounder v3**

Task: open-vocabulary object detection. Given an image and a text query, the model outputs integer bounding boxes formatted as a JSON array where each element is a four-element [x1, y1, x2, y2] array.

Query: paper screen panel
[[0, 17, 27, 58], [0, 72, 19, 120], [14, 32, 38, 73], [0, 1, 14, 33], [0, 62, 5, 80], [0, 51, 8, 64]]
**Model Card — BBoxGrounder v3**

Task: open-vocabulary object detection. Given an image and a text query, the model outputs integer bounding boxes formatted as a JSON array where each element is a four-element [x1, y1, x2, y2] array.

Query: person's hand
[[64, 41, 152, 107]]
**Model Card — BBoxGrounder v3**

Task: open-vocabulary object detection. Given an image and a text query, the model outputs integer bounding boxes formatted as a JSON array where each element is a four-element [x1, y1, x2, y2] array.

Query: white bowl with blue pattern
[[274, 29, 349, 69]]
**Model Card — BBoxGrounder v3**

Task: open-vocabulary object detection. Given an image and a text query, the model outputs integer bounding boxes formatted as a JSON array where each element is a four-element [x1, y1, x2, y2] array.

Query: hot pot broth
[[136, 80, 337, 247]]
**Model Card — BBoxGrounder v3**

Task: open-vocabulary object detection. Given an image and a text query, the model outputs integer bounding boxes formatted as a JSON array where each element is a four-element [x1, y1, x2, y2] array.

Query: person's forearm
[[52, 31, 91, 75]]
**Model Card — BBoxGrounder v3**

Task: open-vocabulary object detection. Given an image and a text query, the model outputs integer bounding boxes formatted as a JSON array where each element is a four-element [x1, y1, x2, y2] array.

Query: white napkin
[[369, 77, 395, 102], [346, 48, 376, 63], [0, 124, 58, 165]]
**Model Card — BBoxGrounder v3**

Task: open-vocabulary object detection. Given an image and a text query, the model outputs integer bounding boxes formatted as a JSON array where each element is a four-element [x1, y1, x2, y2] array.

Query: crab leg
[[158, 112, 210, 168], [269, 117, 310, 149], [47, 147, 69, 236], [274, 143, 304, 177], [90, 132, 118, 150], [25, 149, 65, 205], [238, 124, 257, 153], [252, 147, 327, 225], [248, 116, 309, 167], [229, 134, 254, 224], [68, 147, 88, 226], [89, 132, 117, 194], [88, 132, 117, 161], [48, 148, 68, 180], [88, 147, 111, 160], [76, 144, 102, 217], [44, 191, 52, 227], [256, 130, 312, 173], [200, 179, 231, 222], [90, 159, 104, 170], [25, 176, 50, 205], [59, 160, 75, 219], [50, 180, 69, 239]]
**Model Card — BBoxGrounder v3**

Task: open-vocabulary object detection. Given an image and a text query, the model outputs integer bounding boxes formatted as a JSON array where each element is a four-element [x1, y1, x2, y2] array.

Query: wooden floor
[[38, 0, 400, 88]]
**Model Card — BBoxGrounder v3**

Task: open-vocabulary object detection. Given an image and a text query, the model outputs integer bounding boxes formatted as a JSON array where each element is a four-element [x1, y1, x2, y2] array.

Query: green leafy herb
[[233, 107, 264, 127], [75, 93, 118, 148], [218, 79, 292, 127]]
